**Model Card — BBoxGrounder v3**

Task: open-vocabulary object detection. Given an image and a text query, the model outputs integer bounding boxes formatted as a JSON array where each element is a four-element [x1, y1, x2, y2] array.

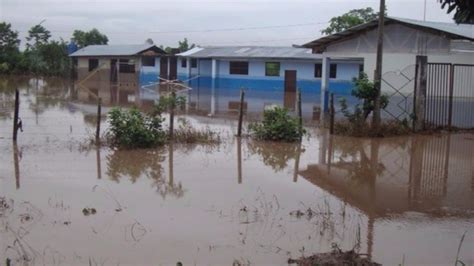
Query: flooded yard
[[1, 76, 473, 265]]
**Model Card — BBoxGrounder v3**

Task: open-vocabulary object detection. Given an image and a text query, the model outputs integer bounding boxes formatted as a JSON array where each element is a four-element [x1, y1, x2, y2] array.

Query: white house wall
[[321, 23, 474, 94]]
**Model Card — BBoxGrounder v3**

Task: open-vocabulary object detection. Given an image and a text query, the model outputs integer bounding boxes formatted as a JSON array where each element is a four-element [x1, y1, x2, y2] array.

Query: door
[[284, 70, 297, 110], [160, 57, 168, 82], [169, 56, 178, 81], [110, 59, 117, 82]]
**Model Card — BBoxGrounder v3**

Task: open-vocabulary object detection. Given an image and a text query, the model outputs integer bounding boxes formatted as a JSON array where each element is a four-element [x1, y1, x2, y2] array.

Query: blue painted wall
[[139, 57, 161, 85], [178, 58, 360, 94]]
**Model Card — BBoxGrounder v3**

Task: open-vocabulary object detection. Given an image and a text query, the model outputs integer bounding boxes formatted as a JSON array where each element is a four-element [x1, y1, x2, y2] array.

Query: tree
[[0, 22, 21, 73], [439, 0, 474, 24], [26, 24, 51, 49], [72, 28, 108, 48], [145, 38, 154, 45], [178, 38, 195, 52], [321, 7, 386, 35]]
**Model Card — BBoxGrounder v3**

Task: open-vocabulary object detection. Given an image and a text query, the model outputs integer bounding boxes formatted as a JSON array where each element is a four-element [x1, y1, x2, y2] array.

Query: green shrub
[[249, 106, 304, 142], [108, 107, 166, 148]]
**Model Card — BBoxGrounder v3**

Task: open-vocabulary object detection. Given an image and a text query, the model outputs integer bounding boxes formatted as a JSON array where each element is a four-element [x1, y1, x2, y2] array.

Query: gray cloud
[[1, 0, 455, 49]]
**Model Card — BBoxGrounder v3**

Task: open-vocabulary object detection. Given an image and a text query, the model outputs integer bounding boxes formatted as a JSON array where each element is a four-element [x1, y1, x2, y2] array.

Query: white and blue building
[[175, 46, 363, 116], [177, 46, 362, 95]]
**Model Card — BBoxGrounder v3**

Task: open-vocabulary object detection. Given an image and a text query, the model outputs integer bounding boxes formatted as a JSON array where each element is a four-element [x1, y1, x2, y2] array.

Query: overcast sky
[[1, 0, 455, 48]]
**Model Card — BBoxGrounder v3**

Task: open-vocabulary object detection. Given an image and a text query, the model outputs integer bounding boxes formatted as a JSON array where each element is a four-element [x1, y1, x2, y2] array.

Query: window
[[191, 59, 197, 68], [314, 63, 322, 78], [330, 64, 337, 79], [181, 59, 187, 68], [265, 62, 280, 77], [142, 56, 155, 67], [229, 61, 248, 75], [88, 59, 98, 72], [119, 59, 135, 73]]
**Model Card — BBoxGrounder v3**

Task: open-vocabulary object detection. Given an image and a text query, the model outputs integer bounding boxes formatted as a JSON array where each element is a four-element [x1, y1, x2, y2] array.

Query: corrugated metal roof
[[303, 17, 474, 50], [177, 46, 322, 60], [69, 44, 160, 57], [393, 17, 473, 40]]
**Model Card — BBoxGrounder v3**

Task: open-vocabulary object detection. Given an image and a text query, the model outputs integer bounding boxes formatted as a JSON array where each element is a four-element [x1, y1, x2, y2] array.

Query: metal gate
[[425, 63, 474, 129]]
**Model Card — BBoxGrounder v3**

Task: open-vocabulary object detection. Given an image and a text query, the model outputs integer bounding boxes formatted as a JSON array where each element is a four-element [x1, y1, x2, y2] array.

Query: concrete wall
[[76, 56, 166, 85], [177, 57, 361, 94], [320, 23, 474, 93]]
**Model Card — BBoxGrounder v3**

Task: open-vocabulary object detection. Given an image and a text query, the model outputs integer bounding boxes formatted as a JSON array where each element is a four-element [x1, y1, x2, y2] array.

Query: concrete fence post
[[414, 55, 428, 132]]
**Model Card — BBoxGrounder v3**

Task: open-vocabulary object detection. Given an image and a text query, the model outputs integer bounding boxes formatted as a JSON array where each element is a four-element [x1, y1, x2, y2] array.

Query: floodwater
[[1, 76, 473, 265]]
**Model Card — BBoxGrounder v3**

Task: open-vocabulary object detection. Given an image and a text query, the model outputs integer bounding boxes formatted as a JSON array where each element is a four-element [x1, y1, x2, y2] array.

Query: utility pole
[[372, 0, 385, 131]]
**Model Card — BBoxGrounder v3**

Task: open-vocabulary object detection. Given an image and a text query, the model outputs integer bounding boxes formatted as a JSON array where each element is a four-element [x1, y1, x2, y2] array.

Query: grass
[[172, 118, 221, 145], [333, 119, 412, 137]]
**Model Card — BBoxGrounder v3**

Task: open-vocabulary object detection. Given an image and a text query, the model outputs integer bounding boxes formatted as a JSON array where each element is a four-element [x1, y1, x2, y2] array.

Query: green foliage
[[72, 28, 109, 48], [340, 72, 388, 123], [439, 0, 474, 24], [108, 107, 166, 148], [155, 93, 187, 114], [26, 24, 51, 50], [249, 106, 304, 142], [321, 7, 386, 35], [0, 22, 21, 74], [178, 38, 195, 52], [159, 38, 196, 54]]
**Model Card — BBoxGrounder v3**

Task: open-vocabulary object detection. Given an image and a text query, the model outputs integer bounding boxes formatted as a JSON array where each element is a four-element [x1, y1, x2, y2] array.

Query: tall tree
[[0, 22, 21, 73], [26, 24, 51, 49], [178, 38, 195, 52], [321, 7, 386, 35], [439, 0, 474, 24], [72, 28, 108, 48]]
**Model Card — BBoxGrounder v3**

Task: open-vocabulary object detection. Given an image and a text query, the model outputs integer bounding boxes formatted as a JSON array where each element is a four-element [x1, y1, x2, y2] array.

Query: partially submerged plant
[[335, 72, 411, 136], [107, 107, 166, 148], [173, 118, 221, 144], [340, 72, 389, 124], [249, 106, 304, 142]]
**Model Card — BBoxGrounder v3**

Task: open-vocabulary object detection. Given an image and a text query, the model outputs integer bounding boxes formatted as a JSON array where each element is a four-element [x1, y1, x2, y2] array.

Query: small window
[[229, 61, 248, 75], [191, 59, 197, 68], [265, 62, 280, 77], [119, 59, 135, 73], [142, 56, 155, 67], [88, 59, 99, 72], [181, 59, 187, 68], [330, 64, 337, 79], [314, 63, 322, 78]]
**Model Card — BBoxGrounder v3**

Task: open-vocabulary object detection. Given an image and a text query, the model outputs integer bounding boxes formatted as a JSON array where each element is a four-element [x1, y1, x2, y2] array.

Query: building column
[[210, 59, 218, 116], [167, 57, 171, 81], [186, 58, 191, 80], [321, 56, 330, 122]]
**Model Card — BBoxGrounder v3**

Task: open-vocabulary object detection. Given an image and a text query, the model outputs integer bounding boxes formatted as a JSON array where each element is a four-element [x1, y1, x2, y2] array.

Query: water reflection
[[300, 133, 474, 217], [105, 147, 184, 198], [13, 143, 21, 189], [71, 78, 329, 123], [248, 140, 304, 173]]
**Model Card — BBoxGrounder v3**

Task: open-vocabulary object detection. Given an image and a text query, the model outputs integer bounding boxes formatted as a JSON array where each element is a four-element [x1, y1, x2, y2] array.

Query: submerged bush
[[249, 106, 304, 142], [173, 118, 221, 144], [108, 107, 166, 148]]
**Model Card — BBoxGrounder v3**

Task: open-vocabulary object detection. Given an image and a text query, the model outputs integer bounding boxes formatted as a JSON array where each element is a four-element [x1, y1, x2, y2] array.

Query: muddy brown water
[[1, 76, 473, 265]]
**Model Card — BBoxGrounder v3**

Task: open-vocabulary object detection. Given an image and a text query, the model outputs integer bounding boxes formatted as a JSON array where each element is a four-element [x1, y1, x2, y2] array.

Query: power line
[[14, 21, 328, 35]]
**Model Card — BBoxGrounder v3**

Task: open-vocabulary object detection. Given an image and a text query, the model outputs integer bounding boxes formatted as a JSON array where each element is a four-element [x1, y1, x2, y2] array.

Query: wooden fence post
[[13, 89, 19, 142], [237, 89, 245, 137], [329, 93, 335, 134], [297, 90, 303, 140], [96, 97, 102, 145], [414, 55, 428, 132], [169, 90, 176, 140]]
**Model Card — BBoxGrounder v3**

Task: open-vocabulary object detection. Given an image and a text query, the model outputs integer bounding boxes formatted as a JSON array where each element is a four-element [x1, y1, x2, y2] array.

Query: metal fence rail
[[424, 63, 474, 129]]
